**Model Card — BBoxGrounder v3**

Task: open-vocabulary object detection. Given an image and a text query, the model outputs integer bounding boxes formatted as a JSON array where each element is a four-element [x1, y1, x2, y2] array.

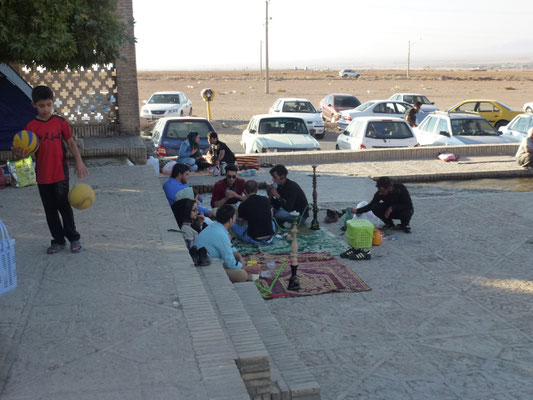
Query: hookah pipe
[[310, 165, 320, 231], [287, 211, 301, 291]]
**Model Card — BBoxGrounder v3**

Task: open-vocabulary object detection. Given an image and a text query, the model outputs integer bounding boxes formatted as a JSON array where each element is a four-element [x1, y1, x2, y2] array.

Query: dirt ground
[[137, 69, 533, 152]]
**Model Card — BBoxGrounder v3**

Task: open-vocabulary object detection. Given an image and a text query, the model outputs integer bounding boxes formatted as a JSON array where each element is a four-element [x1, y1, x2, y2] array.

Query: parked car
[[150, 117, 213, 156], [523, 102, 533, 113], [269, 98, 325, 139], [498, 113, 533, 139], [140, 91, 192, 121], [336, 117, 418, 150], [339, 69, 360, 78], [319, 93, 361, 124], [337, 100, 412, 131], [414, 111, 518, 146], [241, 114, 321, 154], [447, 100, 521, 128], [389, 92, 439, 122]]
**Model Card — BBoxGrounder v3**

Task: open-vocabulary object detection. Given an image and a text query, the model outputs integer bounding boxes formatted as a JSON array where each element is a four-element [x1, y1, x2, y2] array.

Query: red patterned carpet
[[243, 252, 371, 299]]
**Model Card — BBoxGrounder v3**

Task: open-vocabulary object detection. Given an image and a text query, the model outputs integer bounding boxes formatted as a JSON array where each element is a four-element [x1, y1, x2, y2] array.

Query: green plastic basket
[[346, 219, 375, 249]]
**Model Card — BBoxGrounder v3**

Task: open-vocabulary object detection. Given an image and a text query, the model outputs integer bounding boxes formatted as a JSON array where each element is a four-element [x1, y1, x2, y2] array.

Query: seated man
[[163, 163, 212, 216], [267, 164, 309, 226], [194, 205, 260, 283], [211, 164, 246, 208], [516, 127, 533, 170], [205, 131, 236, 172], [352, 176, 414, 233], [232, 180, 275, 244]]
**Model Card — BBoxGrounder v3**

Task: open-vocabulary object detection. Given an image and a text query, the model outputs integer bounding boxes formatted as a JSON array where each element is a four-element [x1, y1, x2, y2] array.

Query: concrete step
[[236, 283, 321, 400], [197, 264, 272, 399]]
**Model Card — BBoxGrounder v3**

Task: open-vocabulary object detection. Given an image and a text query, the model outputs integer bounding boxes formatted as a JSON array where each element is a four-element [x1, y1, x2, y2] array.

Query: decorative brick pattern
[[21, 65, 119, 129]]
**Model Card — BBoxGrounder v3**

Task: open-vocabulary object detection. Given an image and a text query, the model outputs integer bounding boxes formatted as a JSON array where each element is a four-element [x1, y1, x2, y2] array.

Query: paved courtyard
[[1, 158, 532, 399]]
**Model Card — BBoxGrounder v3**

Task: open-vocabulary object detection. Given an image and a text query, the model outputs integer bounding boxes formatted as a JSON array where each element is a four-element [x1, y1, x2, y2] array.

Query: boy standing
[[15, 85, 88, 254]]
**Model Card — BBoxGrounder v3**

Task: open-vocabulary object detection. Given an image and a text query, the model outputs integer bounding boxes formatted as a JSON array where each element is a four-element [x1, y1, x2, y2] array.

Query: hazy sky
[[132, 0, 533, 70]]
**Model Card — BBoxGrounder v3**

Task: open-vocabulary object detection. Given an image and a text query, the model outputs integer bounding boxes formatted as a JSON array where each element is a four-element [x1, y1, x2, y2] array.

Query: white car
[[336, 117, 418, 150], [339, 69, 360, 78], [269, 98, 325, 139], [337, 100, 412, 131], [140, 91, 192, 121], [523, 102, 533, 113], [241, 114, 321, 154], [389, 93, 439, 122], [498, 113, 533, 139], [414, 112, 518, 146]]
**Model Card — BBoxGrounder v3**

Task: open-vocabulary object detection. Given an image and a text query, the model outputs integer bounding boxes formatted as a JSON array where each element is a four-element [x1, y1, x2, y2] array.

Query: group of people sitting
[[177, 130, 236, 174], [164, 158, 415, 282], [164, 163, 310, 282]]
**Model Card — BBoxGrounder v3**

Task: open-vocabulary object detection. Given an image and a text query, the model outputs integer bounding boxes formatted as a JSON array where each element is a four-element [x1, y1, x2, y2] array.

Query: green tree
[[0, 0, 134, 70]]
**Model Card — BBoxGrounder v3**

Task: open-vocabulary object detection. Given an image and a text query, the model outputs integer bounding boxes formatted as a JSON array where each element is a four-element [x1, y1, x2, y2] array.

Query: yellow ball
[[13, 130, 39, 154], [68, 183, 95, 210]]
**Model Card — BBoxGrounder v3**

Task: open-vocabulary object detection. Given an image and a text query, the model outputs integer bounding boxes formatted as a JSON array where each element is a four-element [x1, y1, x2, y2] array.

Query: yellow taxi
[[447, 100, 521, 128]]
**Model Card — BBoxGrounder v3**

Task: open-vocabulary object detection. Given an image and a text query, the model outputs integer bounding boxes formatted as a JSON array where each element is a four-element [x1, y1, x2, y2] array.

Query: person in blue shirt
[[194, 205, 260, 283], [178, 132, 202, 171], [163, 163, 212, 216]]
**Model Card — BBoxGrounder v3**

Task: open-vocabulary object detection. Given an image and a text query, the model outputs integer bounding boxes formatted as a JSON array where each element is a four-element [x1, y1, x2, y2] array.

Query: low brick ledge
[[256, 143, 519, 165], [198, 263, 272, 399], [236, 283, 321, 400], [0, 136, 147, 165]]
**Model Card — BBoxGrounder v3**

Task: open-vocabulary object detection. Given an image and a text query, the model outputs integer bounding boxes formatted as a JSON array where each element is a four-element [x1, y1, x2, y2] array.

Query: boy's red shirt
[[25, 115, 73, 184]]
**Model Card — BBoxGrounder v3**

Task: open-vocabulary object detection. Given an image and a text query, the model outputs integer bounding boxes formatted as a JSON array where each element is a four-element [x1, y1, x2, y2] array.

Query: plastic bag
[[438, 152, 459, 162], [7, 157, 36, 188], [353, 201, 381, 226], [162, 160, 177, 176]]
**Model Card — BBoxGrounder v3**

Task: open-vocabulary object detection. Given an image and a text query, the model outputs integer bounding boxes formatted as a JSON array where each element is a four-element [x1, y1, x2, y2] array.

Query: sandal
[[70, 240, 82, 253], [47, 242, 65, 254]]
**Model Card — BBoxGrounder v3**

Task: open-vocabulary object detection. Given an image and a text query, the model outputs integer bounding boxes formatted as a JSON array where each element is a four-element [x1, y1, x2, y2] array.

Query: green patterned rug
[[233, 225, 350, 256]]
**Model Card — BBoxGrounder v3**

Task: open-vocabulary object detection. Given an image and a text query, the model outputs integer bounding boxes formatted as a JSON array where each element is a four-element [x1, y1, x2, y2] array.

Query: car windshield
[[258, 118, 308, 134], [164, 121, 211, 139], [365, 121, 413, 139], [451, 119, 499, 136], [355, 101, 375, 112], [148, 94, 180, 104], [281, 101, 317, 113], [334, 96, 361, 108], [403, 95, 431, 105]]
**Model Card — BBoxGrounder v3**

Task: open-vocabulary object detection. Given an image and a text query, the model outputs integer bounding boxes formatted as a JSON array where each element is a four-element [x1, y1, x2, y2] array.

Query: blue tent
[[0, 64, 37, 151]]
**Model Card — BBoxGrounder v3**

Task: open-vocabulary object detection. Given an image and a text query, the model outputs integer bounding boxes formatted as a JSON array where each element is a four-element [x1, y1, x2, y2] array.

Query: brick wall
[[115, 0, 140, 136]]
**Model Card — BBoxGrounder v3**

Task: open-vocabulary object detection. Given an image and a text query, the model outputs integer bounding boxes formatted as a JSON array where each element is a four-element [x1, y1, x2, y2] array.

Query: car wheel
[[335, 144, 339, 150], [315, 133, 324, 140], [342, 74, 347, 78], [180, 110, 183, 116], [526, 107, 533, 114], [189, 108, 193, 116], [494, 120, 508, 129], [330, 115, 336, 124]]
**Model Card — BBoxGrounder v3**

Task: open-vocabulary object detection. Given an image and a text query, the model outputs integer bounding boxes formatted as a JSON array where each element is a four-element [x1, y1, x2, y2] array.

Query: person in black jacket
[[267, 164, 309, 226], [353, 177, 414, 233]]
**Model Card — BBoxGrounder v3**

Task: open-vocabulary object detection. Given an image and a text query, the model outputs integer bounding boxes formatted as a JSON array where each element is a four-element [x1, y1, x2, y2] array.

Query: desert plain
[[137, 68, 533, 151]]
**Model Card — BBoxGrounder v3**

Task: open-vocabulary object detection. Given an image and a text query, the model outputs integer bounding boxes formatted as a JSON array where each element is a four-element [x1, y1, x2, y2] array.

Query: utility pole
[[265, 0, 270, 94], [407, 40, 410, 79], [260, 40, 263, 78]]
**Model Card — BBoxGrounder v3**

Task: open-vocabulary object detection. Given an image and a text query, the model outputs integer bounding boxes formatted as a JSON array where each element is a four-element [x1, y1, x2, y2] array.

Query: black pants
[[38, 180, 80, 245], [371, 203, 413, 227]]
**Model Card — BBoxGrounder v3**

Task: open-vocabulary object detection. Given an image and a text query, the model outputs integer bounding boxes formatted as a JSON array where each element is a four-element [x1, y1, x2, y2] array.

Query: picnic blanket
[[233, 226, 350, 256], [244, 252, 371, 299]]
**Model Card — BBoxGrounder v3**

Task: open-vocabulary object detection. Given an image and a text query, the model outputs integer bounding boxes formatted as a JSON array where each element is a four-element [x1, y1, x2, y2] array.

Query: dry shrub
[[276, 88, 287, 93], [504, 87, 516, 90]]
